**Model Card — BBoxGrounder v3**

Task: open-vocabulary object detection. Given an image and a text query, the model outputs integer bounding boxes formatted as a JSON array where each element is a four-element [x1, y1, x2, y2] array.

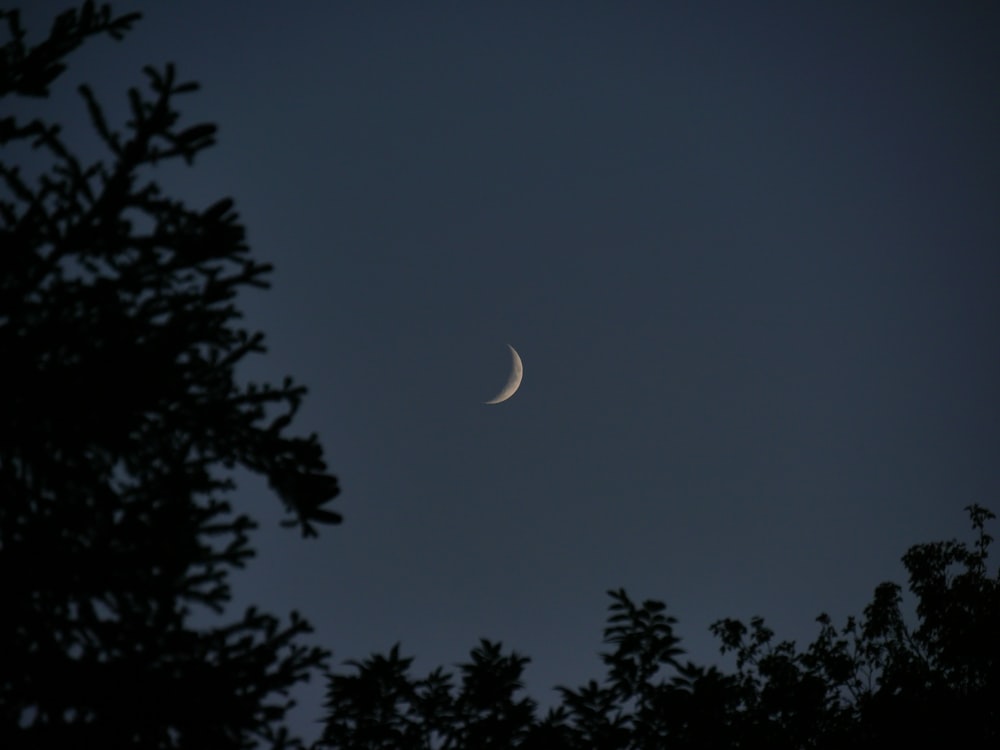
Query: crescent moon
[[484, 345, 523, 404]]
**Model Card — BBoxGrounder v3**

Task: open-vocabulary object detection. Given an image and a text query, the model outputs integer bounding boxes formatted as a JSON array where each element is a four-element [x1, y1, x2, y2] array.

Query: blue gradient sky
[[22, 1, 1000, 740]]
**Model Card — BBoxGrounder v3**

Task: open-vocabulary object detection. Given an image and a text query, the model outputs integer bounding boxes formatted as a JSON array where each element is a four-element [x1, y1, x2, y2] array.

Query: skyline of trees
[[317, 504, 998, 748]]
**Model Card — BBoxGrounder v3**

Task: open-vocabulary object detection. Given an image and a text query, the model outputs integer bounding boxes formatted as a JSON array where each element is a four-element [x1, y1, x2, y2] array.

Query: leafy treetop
[[318, 505, 998, 749]]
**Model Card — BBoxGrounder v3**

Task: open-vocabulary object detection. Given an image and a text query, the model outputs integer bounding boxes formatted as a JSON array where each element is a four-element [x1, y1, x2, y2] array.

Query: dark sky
[[22, 0, 1000, 741]]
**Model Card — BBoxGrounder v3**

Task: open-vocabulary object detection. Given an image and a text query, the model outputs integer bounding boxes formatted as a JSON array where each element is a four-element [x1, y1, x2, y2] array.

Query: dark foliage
[[1, 4, 341, 747], [318, 505, 999, 749]]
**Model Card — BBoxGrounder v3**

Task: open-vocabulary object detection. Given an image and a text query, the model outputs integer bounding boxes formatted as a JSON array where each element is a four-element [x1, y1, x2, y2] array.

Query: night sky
[[21, 1, 1000, 741]]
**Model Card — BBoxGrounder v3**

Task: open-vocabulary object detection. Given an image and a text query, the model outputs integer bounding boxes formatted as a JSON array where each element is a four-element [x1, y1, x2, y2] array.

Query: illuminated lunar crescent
[[484, 345, 523, 404]]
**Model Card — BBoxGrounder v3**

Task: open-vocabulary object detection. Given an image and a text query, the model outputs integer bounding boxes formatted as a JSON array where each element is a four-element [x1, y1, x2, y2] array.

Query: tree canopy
[[1, 4, 341, 747], [318, 505, 999, 749]]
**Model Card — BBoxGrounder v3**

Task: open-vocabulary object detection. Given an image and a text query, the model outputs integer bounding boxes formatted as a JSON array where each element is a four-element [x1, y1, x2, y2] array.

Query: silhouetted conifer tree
[[1, 4, 341, 747]]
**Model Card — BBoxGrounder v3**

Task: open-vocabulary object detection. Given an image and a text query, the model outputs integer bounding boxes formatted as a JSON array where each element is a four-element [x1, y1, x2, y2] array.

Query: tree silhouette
[[1, 4, 341, 747], [318, 505, 998, 749]]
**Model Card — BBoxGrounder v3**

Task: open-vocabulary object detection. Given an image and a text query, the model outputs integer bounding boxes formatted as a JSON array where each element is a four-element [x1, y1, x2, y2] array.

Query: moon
[[484, 345, 523, 404]]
